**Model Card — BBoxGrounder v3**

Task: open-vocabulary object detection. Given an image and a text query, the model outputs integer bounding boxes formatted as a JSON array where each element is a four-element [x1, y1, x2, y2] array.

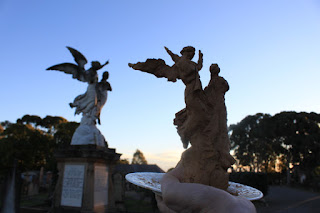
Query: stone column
[[52, 145, 121, 213]]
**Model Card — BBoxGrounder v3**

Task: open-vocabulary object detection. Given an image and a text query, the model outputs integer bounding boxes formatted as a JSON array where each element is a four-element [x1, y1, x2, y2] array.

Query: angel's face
[[91, 61, 101, 69], [210, 64, 220, 76], [185, 51, 195, 60], [102, 72, 109, 80]]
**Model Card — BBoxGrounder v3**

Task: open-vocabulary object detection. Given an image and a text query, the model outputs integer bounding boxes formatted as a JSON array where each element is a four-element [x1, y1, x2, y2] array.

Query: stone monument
[[47, 47, 120, 213], [129, 46, 235, 190]]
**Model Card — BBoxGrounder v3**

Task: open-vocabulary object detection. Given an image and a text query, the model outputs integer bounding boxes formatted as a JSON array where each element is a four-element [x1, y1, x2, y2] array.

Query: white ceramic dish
[[125, 172, 263, 200]]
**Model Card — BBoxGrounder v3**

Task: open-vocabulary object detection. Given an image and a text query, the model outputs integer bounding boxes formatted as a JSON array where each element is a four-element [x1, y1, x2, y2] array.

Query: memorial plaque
[[61, 164, 85, 207], [94, 165, 108, 206]]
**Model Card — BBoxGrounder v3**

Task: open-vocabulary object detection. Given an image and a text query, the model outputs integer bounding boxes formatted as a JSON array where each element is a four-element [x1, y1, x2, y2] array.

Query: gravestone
[[53, 145, 120, 213], [113, 173, 124, 203]]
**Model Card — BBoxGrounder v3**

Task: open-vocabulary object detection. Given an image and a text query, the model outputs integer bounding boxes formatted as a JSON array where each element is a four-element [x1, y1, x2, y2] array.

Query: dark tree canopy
[[0, 115, 78, 173], [229, 111, 320, 174], [131, 149, 148, 165], [117, 159, 130, 164], [54, 121, 79, 146], [17, 115, 42, 127], [0, 123, 54, 171], [229, 113, 280, 172], [271, 112, 320, 171]]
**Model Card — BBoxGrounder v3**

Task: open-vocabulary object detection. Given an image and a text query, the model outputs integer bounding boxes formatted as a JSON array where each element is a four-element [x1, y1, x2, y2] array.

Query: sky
[[1, 0, 320, 171]]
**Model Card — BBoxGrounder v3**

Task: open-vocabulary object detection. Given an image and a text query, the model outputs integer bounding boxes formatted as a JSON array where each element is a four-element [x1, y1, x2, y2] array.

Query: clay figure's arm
[[101, 60, 109, 68], [165, 46, 180, 63], [197, 50, 203, 71]]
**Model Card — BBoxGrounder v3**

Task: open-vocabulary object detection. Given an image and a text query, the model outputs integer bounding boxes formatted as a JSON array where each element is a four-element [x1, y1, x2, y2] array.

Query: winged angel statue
[[47, 47, 111, 146], [129, 46, 235, 189], [129, 46, 203, 148]]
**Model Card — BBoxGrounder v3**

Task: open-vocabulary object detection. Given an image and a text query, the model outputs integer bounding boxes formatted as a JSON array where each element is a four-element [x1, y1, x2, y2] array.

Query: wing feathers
[[46, 63, 79, 75], [129, 59, 179, 82], [66, 46, 88, 69]]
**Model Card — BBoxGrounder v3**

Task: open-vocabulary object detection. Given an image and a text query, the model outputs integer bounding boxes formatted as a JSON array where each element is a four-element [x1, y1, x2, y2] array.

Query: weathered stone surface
[[71, 124, 106, 146], [129, 47, 235, 190], [53, 145, 120, 213], [54, 145, 120, 162]]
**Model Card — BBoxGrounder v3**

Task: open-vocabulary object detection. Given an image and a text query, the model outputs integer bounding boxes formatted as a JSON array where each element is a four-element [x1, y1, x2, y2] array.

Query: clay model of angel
[[128, 46, 235, 191], [129, 46, 203, 85], [129, 46, 203, 148]]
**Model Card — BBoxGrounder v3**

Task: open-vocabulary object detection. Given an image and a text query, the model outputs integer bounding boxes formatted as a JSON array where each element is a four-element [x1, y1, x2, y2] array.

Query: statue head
[[180, 46, 195, 60], [102, 71, 109, 80], [91, 61, 101, 69], [210, 64, 220, 76]]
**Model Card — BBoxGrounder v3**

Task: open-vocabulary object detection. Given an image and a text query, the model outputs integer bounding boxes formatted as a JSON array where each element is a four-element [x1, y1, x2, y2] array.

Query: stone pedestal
[[53, 145, 121, 213]]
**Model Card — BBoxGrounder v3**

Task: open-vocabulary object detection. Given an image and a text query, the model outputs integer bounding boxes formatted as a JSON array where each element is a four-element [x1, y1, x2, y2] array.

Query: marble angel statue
[[47, 47, 111, 146]]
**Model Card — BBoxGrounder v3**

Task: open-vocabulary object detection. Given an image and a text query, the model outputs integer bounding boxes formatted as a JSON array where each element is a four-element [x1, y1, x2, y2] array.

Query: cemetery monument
[[47, 47, 120, 213]]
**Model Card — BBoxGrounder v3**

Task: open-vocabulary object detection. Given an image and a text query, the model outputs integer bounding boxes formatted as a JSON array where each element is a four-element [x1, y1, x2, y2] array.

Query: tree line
[[229, 111, 320, 179], [118, 149, 148, 165], [2, 111, 319, 180], [0, 114, 149, 174], [0, 115, 79, 173]]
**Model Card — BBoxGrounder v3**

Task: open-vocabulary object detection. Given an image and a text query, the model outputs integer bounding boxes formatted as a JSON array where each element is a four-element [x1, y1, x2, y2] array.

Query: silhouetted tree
[[117, 159, 130, 164], [54, 121, 79, 146], [17, 114, 42, 127], [42, 116, 68, 134], [131, 149, 148, 164], [229, 113, 282, 172], [229, 111, 320, 175], [0, 123, 54, 172], [271, 112, 320, 175], [17, 114, 68, 135], [1, 120, 11, 129], [0, 115, 79, 172]]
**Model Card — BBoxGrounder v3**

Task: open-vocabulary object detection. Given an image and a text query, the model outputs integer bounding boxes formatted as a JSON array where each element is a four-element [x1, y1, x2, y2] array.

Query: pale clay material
[[125, 172, 263, 201], [129, 46, 235, 190], [47, 47, 111, 146]]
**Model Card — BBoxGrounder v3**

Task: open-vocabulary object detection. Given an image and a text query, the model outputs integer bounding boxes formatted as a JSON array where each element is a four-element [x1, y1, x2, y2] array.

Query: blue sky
[[1, 0, 320, 171]]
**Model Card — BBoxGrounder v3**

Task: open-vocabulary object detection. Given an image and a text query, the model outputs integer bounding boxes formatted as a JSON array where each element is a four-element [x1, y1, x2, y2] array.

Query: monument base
[[52, 145, 121, 213]]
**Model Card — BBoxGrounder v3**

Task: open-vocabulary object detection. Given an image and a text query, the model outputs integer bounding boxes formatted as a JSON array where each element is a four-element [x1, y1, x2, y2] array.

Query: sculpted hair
[[180, 46, 195, 55]]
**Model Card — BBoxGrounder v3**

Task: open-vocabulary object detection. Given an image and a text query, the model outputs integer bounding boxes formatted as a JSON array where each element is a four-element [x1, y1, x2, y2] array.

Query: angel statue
[[47, 47, 111, 146], [129, 46, 203, 148], [129, 46, 235, 191]]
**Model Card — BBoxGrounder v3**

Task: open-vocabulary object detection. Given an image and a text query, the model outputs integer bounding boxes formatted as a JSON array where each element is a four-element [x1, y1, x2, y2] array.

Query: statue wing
[[66, 46, 88, 70], [46, 63, 80, 79], [129, 59, 179, 82]]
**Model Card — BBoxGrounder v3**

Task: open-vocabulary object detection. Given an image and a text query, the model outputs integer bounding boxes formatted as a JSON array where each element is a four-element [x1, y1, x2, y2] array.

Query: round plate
[[125, 172, 263, 200]]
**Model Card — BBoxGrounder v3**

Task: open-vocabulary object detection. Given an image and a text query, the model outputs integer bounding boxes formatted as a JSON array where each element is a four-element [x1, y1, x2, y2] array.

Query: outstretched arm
[[164, 46, 180, 63], [197, 50, 203, 71], [100, 60, 109, 69]]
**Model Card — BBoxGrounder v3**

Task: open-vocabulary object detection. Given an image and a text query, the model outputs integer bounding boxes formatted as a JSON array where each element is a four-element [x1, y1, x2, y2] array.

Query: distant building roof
[[114, 164, 164, 174]]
